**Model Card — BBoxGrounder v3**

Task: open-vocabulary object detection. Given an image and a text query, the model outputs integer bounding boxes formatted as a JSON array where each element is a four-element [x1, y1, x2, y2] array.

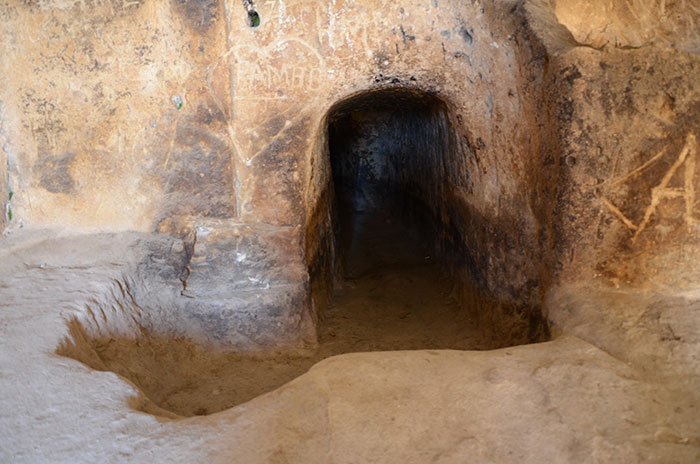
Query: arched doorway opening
[[306, 87, 539, 352]]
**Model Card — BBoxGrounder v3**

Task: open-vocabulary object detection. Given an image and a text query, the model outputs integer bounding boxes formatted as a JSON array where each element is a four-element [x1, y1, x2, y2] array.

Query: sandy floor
[[320, 211, 489, 354]]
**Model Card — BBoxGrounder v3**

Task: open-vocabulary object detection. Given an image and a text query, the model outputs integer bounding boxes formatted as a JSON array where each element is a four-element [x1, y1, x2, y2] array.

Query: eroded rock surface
[[1, 0, 700, 461]]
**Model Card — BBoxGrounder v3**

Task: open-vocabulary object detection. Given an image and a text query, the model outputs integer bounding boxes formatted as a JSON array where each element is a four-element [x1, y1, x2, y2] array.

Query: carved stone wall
[[546, 46, 700, 290], [0, 0, 233, 230], [1, 0, 699, 350]]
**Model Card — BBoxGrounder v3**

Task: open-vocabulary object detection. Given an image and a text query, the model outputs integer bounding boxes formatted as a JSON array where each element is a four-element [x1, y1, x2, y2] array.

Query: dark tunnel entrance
[[310, 88, 493, 352], [307, 87, 550, 352], [328, 90, 448, 278]]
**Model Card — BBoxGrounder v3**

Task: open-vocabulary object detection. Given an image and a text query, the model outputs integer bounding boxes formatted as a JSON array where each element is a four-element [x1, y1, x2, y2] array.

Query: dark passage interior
[[317, 89, 487, 352], [329, 90, 445, 277]]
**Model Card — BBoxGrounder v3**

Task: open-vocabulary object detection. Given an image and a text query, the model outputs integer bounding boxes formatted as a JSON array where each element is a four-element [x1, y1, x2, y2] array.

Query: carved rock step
[[174, 218, 312, 350], [183, 220, 307, 298]]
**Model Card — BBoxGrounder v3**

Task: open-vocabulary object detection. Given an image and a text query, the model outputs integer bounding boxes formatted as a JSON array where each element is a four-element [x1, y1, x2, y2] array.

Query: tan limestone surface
[[1, 0, 700, 461]]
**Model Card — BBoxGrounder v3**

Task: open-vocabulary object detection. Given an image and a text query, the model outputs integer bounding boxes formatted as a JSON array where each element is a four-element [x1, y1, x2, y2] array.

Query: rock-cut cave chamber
[[2, 0, 700, 460], [56, 88, 548, 417]]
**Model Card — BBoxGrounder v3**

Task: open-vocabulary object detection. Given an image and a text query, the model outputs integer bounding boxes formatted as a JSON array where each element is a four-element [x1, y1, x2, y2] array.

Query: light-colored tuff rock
[[1, 0, 700, 461]]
